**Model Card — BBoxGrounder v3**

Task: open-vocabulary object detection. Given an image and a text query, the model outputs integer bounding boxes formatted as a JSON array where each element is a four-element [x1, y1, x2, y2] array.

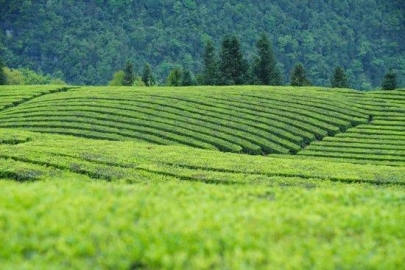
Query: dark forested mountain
[[1, 0, 404, 89]]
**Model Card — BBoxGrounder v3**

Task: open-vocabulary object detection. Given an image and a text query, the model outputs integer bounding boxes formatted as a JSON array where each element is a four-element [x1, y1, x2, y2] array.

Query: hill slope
[[1, 1, 404, 88], [1, 85, 404, 165]]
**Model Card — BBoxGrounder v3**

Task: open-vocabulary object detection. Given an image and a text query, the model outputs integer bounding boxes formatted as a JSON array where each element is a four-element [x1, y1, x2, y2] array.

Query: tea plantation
[[0, 85, 404, 269]]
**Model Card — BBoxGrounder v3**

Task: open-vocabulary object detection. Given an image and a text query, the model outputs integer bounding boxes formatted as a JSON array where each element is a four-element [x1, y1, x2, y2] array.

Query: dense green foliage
[[166, 67, 182, 86], [1, 1, 403, 88], [108, 70, 125, 86], [252, 33, 282, 85], [290, 63, 311, 86], [382, 68, 398, 90], [181, 69, 196, 86], [202, 40, 219, 85], [122, 61, 135, 86], [219, 35, 249, 85], [331, 67, 349, 88], [1, 66, 65, 85], [0, 57, 6, 85], [141, 63, 156, 86]]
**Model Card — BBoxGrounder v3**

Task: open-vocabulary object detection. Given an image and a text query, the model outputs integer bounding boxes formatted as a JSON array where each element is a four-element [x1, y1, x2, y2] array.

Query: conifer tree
[[202, 39, 219, 85], [253, 33, 282, 85], [141, 63, 155, 86], [0, 57, 6, 85], [219, 35, 248, 85], [381, 68, 397, 90], [122, 61, 135, 86], [272, 67, 283, 86], [331, 67, 349, 88], [181, 69, 196, 86], [290, 63, 310, 86], [167, 67, 182, 86]]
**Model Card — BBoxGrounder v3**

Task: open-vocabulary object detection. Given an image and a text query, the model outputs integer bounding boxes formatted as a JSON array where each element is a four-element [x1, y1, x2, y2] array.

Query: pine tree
[[141, 63, 155, 86], [167, 67, 182, 86], [381, 68, 397, 90], [122, 61, 135, 86], [219, 35, 248, 85], [290, 63, 310, 86], [253, 33, 282, 85], [181, 69, 195, 86], [272, 67, 283, 86], [331, 67, 349, 88], [202, 39, 219, 85], [0, 57, 6, 85]]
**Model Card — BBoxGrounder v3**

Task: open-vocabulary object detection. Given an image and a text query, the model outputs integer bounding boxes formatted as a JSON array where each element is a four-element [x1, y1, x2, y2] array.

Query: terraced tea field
[[1, 86, 405, 163], [0, 85, 72, 111], [298, 89, 405, 165], [0, 85, 404, 269]]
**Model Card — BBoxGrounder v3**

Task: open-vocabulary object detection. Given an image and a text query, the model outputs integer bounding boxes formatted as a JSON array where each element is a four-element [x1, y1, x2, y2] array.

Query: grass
[[0, 85, 405, 269]]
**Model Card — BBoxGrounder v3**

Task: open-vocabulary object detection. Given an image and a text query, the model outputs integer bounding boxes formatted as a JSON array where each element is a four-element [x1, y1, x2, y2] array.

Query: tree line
[[0, 57, 65, 85], [0, 43, 397, 90], [109, 34, 398, 90]]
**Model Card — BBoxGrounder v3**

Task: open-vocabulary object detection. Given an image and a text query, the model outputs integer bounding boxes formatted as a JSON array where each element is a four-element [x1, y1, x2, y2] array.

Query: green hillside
[[1, 85, 404, 269], [1, 1, 404, 88]]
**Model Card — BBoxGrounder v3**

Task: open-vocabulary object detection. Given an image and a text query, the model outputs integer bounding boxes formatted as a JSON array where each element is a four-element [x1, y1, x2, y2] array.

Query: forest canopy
[[0, 0, 404, 89]]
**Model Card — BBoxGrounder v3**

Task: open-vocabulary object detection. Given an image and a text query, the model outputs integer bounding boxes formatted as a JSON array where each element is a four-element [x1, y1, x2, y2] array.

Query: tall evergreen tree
[[0, 57, 6, 85], [167, 67, 182, 86], [122, 61, 135, 86], [290, 63, 310, 86], [253, 33, 282, 85], [331, 67, 349, 88], [181, 69, 196, 86], [381, 68, 397, 90], [272, 68, 283, 86], [202, 39, 219, 85], [219, 35, 248, 85], [141, 63, 155, 86]]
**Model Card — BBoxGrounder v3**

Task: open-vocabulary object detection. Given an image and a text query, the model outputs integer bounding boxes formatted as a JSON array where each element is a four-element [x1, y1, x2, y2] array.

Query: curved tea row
[[298, 89, 405, 165], [0, 86, 371, 156], [0, 85, 72, 111], [1, 128, 404, 184]]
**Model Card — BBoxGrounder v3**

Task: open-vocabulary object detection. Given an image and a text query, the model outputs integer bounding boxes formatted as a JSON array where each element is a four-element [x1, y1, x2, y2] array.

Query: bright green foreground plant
[[0, 128, 404, 269], [1, 179, 404, 270]]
